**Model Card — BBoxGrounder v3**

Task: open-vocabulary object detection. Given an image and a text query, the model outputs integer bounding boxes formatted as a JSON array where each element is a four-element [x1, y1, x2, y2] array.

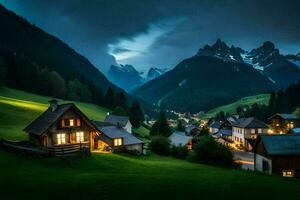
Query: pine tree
[[176, 120, 185, 131], [104, 88, 115, 109], [129, 100, 145, 128], [114, 92, 127, 110], [112, 106, 127, 116], [150, 111, 172, 137]]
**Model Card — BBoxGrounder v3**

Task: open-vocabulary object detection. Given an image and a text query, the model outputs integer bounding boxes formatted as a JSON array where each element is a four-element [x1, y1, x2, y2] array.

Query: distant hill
[[204, 94, 270, 118], [0, 4, 122, 100]]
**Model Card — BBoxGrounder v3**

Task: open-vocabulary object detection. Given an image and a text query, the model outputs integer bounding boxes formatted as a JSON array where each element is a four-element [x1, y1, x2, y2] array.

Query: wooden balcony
[[48, 142, 89, 156]]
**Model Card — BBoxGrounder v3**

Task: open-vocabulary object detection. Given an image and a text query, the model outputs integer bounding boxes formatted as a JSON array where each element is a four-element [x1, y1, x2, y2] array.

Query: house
[[268, 113, 299, 134], [24, 100, 144, 156], [93, 121, 144, 153], [24, 100, 100, 155], [104, 114, 132, 133], [169, 131, 193, 150], [232, 117, 269, 151], [253, 135, 300, 178], [208, 121, 222, 134], [185, 124, 201, 137]]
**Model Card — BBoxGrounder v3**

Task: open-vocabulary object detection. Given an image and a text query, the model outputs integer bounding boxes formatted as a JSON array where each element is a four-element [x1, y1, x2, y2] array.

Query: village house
[[208, 121, 222, 134], [104, 114, 132, 133], [92, 121, 144, 153], [185, 124, 201, 137], [169, 131, 193, 150], [268, 113, 299, 134], [24, 100, 143, 156], [253, 135, 300, 178], [232, 117, 269, 151]]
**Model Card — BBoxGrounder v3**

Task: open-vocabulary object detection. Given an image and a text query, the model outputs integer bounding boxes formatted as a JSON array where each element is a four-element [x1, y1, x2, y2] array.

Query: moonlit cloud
[[108, 22, 177, 63]]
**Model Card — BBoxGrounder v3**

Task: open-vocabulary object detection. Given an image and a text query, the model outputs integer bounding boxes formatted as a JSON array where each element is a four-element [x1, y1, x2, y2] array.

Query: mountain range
[[134, 39, 300, 113], [107, 65, 167, 92]]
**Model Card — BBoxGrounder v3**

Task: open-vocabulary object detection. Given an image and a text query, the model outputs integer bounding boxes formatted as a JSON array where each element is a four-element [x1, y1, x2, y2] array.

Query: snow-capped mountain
[[286, 53, 300, 68], [107, 64, 144, 92], [196, 38, 245, 62], [146, 67, 168, 81], [196, 39, 300, 88]]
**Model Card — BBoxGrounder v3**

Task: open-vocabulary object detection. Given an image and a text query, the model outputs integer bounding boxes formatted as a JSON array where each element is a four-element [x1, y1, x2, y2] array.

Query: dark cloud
[[1, 0, 299, 72]]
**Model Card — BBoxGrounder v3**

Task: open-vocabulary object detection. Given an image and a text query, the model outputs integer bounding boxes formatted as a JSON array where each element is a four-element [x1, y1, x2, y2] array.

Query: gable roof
[[268, 113, 299, 120], [169, 131, 192, 146], [96, 125, 143, 145], [233, 117, 268, 128], [24, 103, 98, 136], [259, 135, 300, 155], [104, 115, 130, 127], [209, 121, 222, 129]]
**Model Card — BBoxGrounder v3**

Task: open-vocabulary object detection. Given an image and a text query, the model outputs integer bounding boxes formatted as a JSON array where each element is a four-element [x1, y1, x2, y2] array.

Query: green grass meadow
[[205, 94, 270, 118], [0, 87, 300, 200]]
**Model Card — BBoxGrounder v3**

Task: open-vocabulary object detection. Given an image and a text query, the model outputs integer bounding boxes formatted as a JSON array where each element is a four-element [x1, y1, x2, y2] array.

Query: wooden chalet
[[253, 135, 300, 178], [23, 100, 144, 156], [24, 100, 99, 156], [268, 113, 299, 134]]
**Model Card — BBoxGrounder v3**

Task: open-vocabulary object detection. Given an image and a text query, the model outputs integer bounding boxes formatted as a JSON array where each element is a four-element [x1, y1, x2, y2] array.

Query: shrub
[[170, 145, 189, 159], [114, 147, 142, 156], [193, 135, 235, 167], [150, 135, 170, 155]]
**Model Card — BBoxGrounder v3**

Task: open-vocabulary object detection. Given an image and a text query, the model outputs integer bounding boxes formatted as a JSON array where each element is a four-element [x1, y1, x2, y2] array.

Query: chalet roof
[[104, 115, 130, 127], [259, 135, 300, 155], [291, 128, 300, 134], [96, 125, 143, 145], [233, 117, 268, 129], [24, 103, 74, 135], [169, 131, 192, 146], [268, 113, 299, 120], [209, 121, 222, 129], [92, 121, 113, 127]]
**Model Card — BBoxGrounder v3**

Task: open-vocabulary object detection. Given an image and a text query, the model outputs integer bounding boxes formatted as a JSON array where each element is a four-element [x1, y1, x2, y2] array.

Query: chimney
[[49, 99, 58, 112]]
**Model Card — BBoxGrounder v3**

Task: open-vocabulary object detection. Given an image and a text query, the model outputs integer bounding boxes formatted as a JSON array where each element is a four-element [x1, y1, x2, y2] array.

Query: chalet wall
[[255, 153, 272, 175], [272, 156, 300, 177], [125, 144, 143, 153]]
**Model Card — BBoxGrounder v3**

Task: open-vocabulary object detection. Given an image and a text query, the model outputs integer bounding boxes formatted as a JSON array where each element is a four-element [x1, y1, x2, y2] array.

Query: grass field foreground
[[0, 87, 300, 200]]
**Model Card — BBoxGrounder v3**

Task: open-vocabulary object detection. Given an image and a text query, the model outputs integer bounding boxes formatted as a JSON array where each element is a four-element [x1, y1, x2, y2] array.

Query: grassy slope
[[205, 94, 270, 118], [0, 87, 300, 199]]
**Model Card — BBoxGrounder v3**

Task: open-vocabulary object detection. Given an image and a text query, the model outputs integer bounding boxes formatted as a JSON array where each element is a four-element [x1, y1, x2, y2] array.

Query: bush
[[170, 145, 189, 159], [150, 135, 170, 155], [192, 135, 235, 167], [113, 147, 142, 156]]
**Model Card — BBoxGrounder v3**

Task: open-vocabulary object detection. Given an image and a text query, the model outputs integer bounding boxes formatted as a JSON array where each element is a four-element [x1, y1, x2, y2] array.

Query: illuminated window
[[251, 129, 255, 134], [57, 133, 66, 145], [258, 129, 262, 134], [69, 119, 74, 126], [276, 123, 279, 127], [282, 170, 294, 177], [114, 138, 122, 146], [76, 131, 84, 142], [290, 122, 294, 129], [76, 119, 81, 126]]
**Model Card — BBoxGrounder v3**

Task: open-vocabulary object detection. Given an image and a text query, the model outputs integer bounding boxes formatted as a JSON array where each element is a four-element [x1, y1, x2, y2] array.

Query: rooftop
[[260, 135, 300, 155], [104, 115, 130, 127], [169, 131, 192, 146]]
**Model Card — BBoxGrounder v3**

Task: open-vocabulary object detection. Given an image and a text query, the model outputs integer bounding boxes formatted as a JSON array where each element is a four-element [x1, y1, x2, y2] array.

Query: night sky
[[1, 0, 299, 73]]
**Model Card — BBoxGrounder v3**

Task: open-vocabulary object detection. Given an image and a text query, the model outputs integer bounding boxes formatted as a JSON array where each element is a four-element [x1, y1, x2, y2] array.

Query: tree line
[[215, 82, 300, 122], [0, 53, 145, 128]]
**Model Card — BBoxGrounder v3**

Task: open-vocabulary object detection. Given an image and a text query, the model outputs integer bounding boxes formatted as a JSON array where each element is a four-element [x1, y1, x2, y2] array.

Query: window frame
[[114, 138, 123, 146], [76, 131, 84, 143], [57, 133, 66, 145]]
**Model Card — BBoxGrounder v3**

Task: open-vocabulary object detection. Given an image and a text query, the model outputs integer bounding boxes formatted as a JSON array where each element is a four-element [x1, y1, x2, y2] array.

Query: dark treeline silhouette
[[238, 82, 300, 121]]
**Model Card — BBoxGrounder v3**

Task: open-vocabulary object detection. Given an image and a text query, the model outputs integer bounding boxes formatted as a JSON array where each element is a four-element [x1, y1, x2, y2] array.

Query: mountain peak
[[262, 41, 275, 51]]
